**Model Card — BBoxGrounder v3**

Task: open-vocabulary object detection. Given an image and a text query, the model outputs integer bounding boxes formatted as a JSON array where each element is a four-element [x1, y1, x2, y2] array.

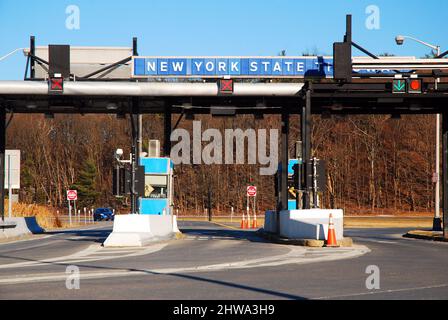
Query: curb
[[256, 229, 353, 248], [404, 230, 448, 242]]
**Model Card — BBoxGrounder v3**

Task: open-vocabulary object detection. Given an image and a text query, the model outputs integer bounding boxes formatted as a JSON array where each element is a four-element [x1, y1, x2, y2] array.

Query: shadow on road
[[180, 227, 268, 243]]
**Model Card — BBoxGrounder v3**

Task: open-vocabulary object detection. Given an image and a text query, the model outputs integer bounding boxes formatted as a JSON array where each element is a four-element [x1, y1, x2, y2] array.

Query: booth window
[[144, 175, 168, 199]]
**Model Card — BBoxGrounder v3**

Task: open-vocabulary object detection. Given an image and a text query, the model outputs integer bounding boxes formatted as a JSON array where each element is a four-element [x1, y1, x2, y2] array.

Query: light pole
[[395, 35, 442, 231]]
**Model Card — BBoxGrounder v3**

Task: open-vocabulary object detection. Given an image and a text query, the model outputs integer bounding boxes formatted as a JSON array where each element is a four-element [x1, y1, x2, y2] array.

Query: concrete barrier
[[264, 209, 344, 241], [172, 215, 180, 233], [264, 211, 277, 233], [0, 217, 44, 239], [103, 214, 175, 247]]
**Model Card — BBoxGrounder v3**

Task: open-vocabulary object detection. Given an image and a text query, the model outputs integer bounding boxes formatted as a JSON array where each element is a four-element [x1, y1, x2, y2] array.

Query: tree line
[[7, 113, 437, 215]]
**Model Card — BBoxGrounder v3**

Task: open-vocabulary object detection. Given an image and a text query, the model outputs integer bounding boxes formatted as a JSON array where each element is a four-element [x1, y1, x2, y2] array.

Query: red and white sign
[[247, 186, 257, 197], [67, 190, 78, 201]]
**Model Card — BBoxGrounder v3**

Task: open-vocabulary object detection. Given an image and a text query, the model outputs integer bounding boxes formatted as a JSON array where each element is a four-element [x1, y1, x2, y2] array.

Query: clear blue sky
[[1, 0, 447, 79]]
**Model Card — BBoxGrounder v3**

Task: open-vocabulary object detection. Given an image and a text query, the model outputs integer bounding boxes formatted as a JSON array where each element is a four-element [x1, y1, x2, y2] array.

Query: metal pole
[[30, 36, 35, 79], [279, 110, 289, 234], [302, 88, 313, 209], [434, 114, 442, 230], [68, 200, 72, 226], [8, 155, 12, 218], [164, 105, 172, 157], [130, 98, 140, 214], [434, 46, 442, 231], [443, 111, 448, 239], [0, 108, 5, 223]]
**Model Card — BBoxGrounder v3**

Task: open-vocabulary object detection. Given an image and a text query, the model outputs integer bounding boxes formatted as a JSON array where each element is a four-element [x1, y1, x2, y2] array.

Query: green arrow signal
[[393, 80, 406, 93]]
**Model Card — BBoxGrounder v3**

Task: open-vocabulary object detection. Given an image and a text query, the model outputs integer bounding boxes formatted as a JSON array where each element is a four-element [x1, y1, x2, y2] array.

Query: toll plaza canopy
[[1, 14, 448, 237]]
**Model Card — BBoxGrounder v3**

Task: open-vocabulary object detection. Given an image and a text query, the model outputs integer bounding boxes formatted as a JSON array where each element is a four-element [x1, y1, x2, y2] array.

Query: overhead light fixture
[[106, 103, 118, 110]]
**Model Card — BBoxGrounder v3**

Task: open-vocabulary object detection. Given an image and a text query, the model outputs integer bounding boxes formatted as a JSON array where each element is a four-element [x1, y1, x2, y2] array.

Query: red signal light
[[219, 79, 234, 94], [408, 79, 422, 94], [49, 77, 64, 94]]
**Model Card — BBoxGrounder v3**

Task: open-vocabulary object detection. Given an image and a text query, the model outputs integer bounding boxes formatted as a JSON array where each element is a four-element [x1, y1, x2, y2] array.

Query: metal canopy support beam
[[164, 105, 172, 157], [302, 88, 312, 209], [130, 98, 140, 214], [30, 36, 35, 79], [443, 112, 448, 239], [278, 109, 289, 234], [0, 108, 5, 222]]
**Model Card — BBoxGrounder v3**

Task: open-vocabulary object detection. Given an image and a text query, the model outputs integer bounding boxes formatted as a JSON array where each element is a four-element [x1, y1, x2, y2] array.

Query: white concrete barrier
[[264, 209, 344, 241], [0, 217, 44, 239], [103, 214, 175, 247]]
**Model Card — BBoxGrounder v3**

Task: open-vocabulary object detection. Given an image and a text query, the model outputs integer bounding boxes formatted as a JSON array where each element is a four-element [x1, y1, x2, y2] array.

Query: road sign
[[67, 190, 78, 201], [132, 56, 334, 78], [4, 150, 20, 189], [392, 79, 407, 93], [247, 186, 257, 197]]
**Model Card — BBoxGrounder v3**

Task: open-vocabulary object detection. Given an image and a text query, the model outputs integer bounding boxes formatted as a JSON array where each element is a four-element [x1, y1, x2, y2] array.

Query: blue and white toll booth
[[139, 157, 174, 215]]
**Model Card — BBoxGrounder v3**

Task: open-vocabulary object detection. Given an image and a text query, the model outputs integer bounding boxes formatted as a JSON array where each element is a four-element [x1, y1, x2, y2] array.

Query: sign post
[[247, 186, 257, 229], [67, 190, 78, 226]]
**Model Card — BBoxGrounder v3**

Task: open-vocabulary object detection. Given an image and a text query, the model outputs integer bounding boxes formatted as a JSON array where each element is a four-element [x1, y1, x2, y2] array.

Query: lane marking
[[208, 221, 241, 231], [315, 283, 448, 300], [0, 242, 169, 269], [0, 245, 370, 285]]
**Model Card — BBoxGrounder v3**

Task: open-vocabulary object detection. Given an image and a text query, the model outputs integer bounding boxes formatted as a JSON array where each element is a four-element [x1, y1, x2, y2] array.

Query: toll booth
[[276, 158, 326, 210], [276, 159, 304, 210], [139, 157, 174, 215]]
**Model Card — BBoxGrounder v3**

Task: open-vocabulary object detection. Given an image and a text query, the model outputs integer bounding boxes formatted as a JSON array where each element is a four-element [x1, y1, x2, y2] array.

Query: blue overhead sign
[[132, 56, 334, 78]]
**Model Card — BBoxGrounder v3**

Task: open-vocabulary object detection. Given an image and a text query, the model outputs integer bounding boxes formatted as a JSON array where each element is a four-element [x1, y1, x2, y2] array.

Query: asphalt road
[[0, 221, 447, 300]]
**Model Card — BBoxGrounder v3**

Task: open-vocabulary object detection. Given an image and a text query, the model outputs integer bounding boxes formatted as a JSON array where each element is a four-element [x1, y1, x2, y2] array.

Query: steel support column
[[278, 110, 289, 234], [130, 98, 140, 214], [443, 111, 448, 239], [0, 108, 5, 222], [302, 88, 312, 209], [164, 105, 172, 157], [30, 36, 35, 79]]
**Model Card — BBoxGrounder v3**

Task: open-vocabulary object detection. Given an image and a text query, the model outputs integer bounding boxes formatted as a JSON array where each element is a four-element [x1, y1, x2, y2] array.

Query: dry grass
[[4, 202, 62, 229]]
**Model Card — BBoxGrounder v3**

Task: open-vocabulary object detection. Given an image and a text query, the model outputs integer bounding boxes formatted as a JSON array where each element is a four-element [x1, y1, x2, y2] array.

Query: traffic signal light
[[408, 78, 423, 94], [218, 79, 234, 95], [392, 78, 423, 94], [48, 76, 64, 94], [392, 79, 406, 94]]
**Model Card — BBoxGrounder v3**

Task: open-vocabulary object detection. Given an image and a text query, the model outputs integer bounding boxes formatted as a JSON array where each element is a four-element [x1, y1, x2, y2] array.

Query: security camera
[[395, 36, 405, 45], [115, 148, 124, 160]]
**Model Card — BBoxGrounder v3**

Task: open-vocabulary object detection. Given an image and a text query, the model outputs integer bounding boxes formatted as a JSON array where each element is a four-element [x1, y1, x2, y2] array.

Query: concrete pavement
[[0, 221, 447, 299]]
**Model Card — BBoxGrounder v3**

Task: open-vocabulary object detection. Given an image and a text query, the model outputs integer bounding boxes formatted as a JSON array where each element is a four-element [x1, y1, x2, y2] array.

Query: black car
[[93, 208, 114, 221]]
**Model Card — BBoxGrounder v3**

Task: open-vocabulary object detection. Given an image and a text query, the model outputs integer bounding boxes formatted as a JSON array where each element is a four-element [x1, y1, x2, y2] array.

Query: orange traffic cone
[[326, 213, 339, 247], [241, 213, 246, 229], [246, 212, 251, 229], [252, 213, 258, 229]]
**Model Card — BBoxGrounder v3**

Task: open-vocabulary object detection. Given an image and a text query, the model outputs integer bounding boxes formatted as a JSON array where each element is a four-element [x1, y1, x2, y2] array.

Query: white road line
[[0, 243, 168, 269], [357, 238, 398, 245], [315, 283, 448, 300], [0, 245, 370, 285]]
